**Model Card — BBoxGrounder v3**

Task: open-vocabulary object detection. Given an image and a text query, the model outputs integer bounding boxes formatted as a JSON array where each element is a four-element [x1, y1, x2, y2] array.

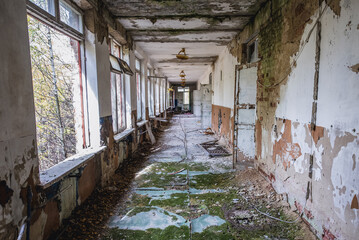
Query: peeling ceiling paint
[[102, 0, 267, 82]]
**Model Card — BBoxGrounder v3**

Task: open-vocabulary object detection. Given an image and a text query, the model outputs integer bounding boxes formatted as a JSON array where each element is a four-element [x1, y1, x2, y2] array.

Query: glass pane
[[30, 0, 55, 15], [28, 16, 82, 171], [111, 40, 121, 58], [111, 73, 118, 133], [109, 55, 122, 73], [136, 72, 142, 120], [135, 59, 141, 71], [60, 0, 82, 32], [117, 74, 125, 129], [184, 92, 190, 104]]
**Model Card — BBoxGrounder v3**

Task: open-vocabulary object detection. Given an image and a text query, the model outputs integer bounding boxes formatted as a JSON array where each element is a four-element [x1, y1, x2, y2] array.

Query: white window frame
[[109, 37, 127, 134], [135, 58, 143, 120]]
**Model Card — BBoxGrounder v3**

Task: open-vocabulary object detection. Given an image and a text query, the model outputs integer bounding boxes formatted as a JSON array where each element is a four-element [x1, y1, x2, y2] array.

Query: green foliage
[[28, 16, 80, 170]]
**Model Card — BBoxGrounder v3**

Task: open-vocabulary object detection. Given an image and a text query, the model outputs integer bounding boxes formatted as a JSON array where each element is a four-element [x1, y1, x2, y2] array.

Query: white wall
[[270, 1, 359, 238], [206, 47, 238, 109]]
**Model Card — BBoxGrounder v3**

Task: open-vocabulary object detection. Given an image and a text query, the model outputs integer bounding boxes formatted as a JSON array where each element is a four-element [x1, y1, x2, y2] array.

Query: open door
[[233, 65, 257, 167]]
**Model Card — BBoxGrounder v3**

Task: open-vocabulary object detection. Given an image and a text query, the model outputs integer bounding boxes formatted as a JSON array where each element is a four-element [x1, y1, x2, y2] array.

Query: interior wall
[[203, 46, 238, 146], [227, 0, 359, 238], [0, 1, 170, 239], [0, 1, 39, 238]]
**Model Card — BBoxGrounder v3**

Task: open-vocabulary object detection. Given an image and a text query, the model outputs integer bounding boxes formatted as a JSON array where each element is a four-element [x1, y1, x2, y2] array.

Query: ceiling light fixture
[[176, 48, 189, 60], [179, 70, 186, 78]]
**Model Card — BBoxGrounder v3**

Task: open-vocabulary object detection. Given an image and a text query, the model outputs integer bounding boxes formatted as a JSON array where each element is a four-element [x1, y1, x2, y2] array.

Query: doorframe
[[232, 63, 259, 169]]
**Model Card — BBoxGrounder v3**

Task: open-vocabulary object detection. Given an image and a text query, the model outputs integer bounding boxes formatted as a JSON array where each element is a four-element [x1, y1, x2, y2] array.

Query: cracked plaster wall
[[0, 1, 40, 239], [0, 1, 167, 239], [198, 47, 238, 146], [225, 0, 359, 238]]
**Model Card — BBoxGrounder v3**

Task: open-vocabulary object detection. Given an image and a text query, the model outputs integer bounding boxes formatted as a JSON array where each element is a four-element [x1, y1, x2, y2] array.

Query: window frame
[[27, 0, 84, 41], [135, 58, 143, 120], [109, 37, 127, 134], [27, 0, 90, 171]]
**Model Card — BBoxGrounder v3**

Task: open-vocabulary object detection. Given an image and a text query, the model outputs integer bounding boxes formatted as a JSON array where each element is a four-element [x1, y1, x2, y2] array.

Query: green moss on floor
[[137, 173, 188, 188], [192, 224, 236, 240], [128, 193, 151, 207], [236, 221, 304, 240], [102, 225, 190, 240], [190, 172, 236, 189], [190, 190, 239, 219], [150, 193, 189, 208]]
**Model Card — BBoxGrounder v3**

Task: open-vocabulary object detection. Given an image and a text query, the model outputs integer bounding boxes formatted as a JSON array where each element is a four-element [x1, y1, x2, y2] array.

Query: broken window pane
[[59, 0, 82, 33], [28, 16, 83, 171]]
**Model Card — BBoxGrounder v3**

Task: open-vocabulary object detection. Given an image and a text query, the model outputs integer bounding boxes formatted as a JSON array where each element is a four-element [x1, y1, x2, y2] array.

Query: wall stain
[[349, 63, 359, 74], [309, 125, 324, 144], [351, 195, 359, 209], [325, 0, 342, 16], [272, 120, 302, 170], [0, 180, 14, 207], [43, 200, 60, 240], [322, 227, 336, 240], [211, 105, 232, 146]]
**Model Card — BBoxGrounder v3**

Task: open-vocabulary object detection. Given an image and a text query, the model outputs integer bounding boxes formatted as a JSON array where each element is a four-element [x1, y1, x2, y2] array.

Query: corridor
[[1, 0, 359, 239], [58, 115, 315, 239]]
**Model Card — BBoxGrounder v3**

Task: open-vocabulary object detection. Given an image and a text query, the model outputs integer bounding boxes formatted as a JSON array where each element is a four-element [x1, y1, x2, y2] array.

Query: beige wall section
[[0, 0, 39, 238]]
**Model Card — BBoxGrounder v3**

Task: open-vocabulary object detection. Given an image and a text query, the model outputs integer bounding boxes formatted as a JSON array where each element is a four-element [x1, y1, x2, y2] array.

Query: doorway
[[233, 65, 257, 166]]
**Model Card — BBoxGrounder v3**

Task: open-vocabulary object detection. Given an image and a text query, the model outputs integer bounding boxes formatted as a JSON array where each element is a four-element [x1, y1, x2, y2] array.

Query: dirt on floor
[[56, 116, 317, 240]]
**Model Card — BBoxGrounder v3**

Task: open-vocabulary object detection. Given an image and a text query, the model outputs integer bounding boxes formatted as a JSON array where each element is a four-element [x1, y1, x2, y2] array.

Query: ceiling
[[103, 0, 266, 83]]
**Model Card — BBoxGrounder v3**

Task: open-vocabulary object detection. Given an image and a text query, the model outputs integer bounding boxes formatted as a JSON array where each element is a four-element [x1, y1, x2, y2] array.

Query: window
[[136, 58, 143, 120], [109, 38, 126, 133], [155, 78, 160, 115], [178, 87, 190, 105], [28, 0, 83, 41], [147, 69, 154, 116], [27, 15, 86, 171], [59, 0, 83, 33], [242, 38, 259, 63], [29, 0, 55, 15]]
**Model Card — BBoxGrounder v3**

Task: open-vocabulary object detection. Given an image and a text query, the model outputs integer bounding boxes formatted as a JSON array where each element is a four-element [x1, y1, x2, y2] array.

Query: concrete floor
[[100, 115, 316, 240]]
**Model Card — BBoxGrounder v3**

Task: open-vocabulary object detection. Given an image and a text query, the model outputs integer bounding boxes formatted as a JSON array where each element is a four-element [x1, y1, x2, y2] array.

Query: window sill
[[114, 128, 135, 142], [39, 146, 106, 188], [137, 120, 148, 127]]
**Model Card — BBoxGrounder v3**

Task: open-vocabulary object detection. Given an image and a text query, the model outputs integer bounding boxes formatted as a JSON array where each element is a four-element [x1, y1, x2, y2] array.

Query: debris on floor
[[200, 140, 231, 157], [202, 128, 214, 135], [57, 115, 316, 240]]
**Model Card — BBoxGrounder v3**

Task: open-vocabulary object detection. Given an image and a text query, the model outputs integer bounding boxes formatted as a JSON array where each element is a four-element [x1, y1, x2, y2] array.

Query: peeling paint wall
[[0, 1, 39, 238], [0, 1, 168, 239], [199, 47, 238, 146], [226, 0, 359, 238]]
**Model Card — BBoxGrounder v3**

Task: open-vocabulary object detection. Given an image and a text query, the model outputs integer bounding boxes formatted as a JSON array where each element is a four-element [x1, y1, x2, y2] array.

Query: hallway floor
[[59, 115, 316, 240]]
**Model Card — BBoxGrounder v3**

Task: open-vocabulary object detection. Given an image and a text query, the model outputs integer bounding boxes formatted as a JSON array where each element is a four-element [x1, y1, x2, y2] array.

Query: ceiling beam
[[158, 57, 218, 64], [129, 29, 241, 35], [135, 39, 230, 44], [115, 14, 253, 20]]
